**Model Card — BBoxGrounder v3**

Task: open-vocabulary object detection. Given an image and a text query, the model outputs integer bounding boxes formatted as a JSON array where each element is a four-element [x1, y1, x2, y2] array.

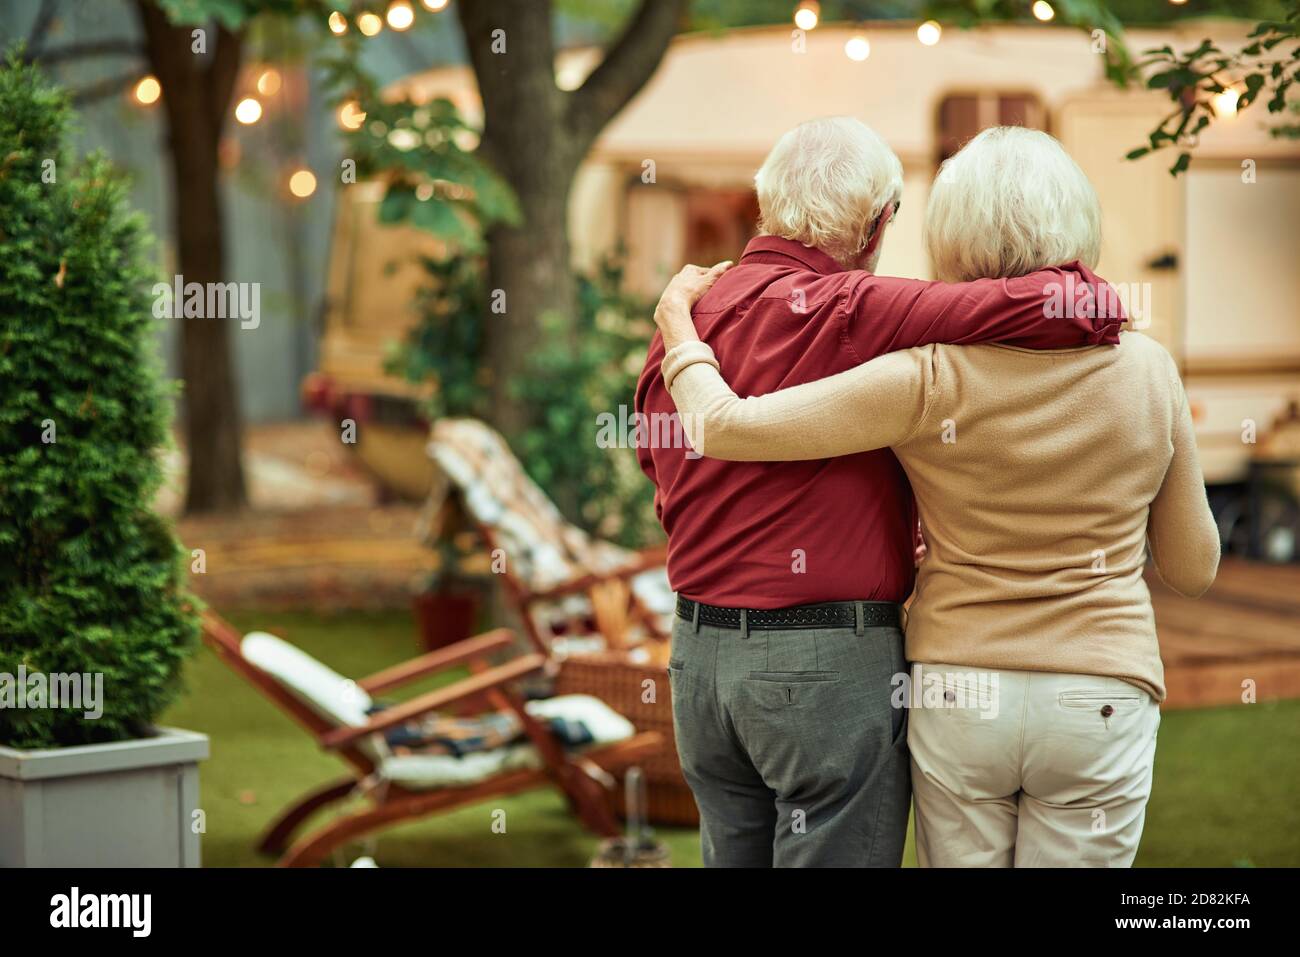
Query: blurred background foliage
[[386, 252, 660, 548]]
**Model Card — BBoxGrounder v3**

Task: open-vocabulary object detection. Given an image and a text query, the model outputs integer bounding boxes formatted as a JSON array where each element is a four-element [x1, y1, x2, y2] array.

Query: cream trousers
[[907, 663, 1160, 867]]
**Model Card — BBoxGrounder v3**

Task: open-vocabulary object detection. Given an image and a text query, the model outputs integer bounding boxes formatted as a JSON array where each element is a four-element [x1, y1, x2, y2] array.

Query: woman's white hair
[[755, 117, 903, 266], [925, 126, 1102, 283]]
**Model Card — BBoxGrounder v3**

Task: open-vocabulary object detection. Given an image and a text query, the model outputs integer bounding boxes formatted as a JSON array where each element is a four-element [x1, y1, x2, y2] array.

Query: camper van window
[[937, 93, 1045, 164]]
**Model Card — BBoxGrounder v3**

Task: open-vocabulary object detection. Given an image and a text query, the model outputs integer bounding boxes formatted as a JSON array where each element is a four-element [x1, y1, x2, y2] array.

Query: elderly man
[[634, 116, 1122, 868]]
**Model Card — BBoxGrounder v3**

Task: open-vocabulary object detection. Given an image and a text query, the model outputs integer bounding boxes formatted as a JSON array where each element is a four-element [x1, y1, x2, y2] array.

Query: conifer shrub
[[0, 52, 199, 749]]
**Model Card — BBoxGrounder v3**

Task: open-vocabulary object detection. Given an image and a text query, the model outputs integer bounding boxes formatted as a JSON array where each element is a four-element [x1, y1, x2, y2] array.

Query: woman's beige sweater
[[661, 334, 1220, 700]]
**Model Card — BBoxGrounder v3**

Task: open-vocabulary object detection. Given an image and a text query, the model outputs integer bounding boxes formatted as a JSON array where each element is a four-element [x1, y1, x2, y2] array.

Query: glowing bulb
[[328, 11, 348, 35], [1213, 87, 1239, 118], [234, 97, 263, 125], [357, 12, 383, 36], [386, 2, 414, 31], [556, 63, 584, 91], [793, 1, 819, 31], [338, 100, 367, 131], [421, 0, 449, 10], [256, 68, 281, 97], [1032, 1, 1055, 21], [917, 21, 941, 46], [133, 75, 161, 105], [388, 128, 419, 151], [289, 169, 317, 198], [844, 35, 870, 61]]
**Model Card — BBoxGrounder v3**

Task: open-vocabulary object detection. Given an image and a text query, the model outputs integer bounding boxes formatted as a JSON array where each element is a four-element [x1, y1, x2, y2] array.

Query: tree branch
[[204, 22, 245, 143], [565, 0, 686, 152], [33, 39, 145, 65], [72, 70, 144, 106], [455, 0, 558, 174], [26, 0, 60, 59]]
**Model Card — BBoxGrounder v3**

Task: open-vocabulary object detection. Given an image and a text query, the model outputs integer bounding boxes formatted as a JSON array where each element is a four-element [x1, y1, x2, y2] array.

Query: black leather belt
[[676, 597, 900, 632]]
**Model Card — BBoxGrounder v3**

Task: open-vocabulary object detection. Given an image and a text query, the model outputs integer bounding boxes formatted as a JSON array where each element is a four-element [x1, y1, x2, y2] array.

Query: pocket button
[[1100, 704, 1114, 717]]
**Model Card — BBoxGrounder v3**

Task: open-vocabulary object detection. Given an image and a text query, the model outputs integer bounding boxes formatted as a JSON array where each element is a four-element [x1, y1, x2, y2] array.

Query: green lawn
[[166, 609, 1300, 867]]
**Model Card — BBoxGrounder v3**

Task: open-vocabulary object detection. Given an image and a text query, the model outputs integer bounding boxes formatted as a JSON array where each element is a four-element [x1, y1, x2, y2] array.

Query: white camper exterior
[[325, 20, 1300, 490]]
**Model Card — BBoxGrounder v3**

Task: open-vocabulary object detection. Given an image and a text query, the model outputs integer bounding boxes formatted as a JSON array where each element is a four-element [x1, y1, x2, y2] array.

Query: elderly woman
[[651, 127, 1220, 867]]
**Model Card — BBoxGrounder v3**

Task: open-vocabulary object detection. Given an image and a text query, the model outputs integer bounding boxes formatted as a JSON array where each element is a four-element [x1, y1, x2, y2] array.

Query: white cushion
[[380, 745, 539, 790], [240, 632, 373, 728], [630, 567, 675, 616], [379, 694, 635, 791], [525, 694, 635, 745]]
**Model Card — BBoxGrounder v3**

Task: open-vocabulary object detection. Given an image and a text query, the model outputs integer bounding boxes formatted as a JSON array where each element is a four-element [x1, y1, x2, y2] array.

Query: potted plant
[[0, 53, 206, 867], [412, 527, 489, 653]]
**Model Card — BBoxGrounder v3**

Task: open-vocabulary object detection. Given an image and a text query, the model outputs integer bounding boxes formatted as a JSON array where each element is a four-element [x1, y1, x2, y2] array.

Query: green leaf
[[377, 184, 415, 224]]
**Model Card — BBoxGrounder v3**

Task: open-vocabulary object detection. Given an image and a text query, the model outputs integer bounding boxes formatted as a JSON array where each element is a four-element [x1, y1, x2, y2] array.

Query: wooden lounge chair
[[421, 418, 674, 659], [200, 611, 662, 867]]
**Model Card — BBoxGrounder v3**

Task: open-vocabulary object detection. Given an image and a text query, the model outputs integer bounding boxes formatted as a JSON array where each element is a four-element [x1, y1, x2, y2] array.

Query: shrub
[[0, 53, 199, 749], [387, 254, 661, 548]]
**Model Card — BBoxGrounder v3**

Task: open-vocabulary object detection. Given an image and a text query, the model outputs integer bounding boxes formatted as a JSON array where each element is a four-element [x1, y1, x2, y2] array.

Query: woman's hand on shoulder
[[654, 261, 732, 351]]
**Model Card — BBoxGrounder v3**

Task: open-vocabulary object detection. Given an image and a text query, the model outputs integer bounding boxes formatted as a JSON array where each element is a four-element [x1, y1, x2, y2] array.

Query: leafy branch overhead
[[1125, 10, 1300, 175], [323, 52, 520, 251], [931, 0, 1300, 175]]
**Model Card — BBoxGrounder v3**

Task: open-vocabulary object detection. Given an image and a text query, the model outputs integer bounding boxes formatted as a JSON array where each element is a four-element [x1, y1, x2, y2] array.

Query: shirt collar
[[739, 235, 843, 275]]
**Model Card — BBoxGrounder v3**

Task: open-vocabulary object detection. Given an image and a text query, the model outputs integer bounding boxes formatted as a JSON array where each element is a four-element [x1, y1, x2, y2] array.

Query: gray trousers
[[669, 615, 910, 867]]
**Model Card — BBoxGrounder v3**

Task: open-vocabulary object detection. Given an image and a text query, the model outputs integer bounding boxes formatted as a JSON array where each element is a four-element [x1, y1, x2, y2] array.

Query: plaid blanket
[[369, 706, 595, 757]]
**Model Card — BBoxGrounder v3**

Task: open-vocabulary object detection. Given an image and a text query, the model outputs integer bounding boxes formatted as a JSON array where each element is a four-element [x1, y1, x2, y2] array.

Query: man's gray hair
[[754, 116, 904, 266]]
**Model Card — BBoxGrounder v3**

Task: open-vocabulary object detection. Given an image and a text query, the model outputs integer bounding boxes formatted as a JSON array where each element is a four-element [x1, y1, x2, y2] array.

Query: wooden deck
[[1154, 559, 1300, 709]]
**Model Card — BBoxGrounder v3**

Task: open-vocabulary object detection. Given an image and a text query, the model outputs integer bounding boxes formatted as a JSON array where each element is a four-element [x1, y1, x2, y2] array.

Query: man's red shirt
[[634, 236, 1123, 608]]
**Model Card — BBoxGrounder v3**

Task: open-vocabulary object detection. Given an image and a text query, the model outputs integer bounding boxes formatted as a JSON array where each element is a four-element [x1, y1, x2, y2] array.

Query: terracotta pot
[[413, 587, 482, 652]]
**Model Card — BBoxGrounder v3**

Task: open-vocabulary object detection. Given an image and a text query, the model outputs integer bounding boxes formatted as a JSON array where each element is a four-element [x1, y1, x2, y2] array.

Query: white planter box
[[0, 726, 208, 867]]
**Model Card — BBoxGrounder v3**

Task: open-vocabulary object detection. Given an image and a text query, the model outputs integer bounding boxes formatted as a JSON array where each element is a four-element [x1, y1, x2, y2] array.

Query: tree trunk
[[481, 168, 578, 437], [136, 1, 247, 513], [456, 0, 686, 439]]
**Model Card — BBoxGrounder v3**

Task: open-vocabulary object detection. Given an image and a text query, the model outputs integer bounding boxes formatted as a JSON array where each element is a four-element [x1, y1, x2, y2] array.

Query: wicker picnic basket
[[554, 650, 700, 827]]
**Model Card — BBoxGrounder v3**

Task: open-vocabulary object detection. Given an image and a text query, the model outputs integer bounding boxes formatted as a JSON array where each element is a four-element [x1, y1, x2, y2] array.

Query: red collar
[[739, 235, 843, 275]]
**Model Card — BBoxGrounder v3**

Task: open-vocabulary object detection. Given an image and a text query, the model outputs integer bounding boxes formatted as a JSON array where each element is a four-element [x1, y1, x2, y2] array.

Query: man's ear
[[864, 202, 895, 258]]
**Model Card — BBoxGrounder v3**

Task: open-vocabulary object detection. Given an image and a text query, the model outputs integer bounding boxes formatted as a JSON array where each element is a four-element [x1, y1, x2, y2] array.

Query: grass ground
[[165, 609, 1300, 867]]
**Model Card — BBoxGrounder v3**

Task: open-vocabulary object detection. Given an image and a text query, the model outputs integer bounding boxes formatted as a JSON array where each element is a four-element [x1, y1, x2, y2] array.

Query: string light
[[133, 75, 161, 105], [328, 11, 348, 35], [338, 100, 367, 131], [1213, 87, 1240, 118], [844, 34, 870, 61], [256, 68, 281, 97], [357, 12, 383, 36], [917, 21, 941, 46], [289, 169, 317, 198], [793, 1, 819, 31], [1032, 1, 1055, 21], [234, 97, 263, 125], [387, 2, 415, 31], [421, 0, 449, 10]]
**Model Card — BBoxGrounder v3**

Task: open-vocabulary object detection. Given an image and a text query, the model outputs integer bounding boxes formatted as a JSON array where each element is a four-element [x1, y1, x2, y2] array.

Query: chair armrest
[[356, 628, 516, 695], [319, 653, 548, 750]]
